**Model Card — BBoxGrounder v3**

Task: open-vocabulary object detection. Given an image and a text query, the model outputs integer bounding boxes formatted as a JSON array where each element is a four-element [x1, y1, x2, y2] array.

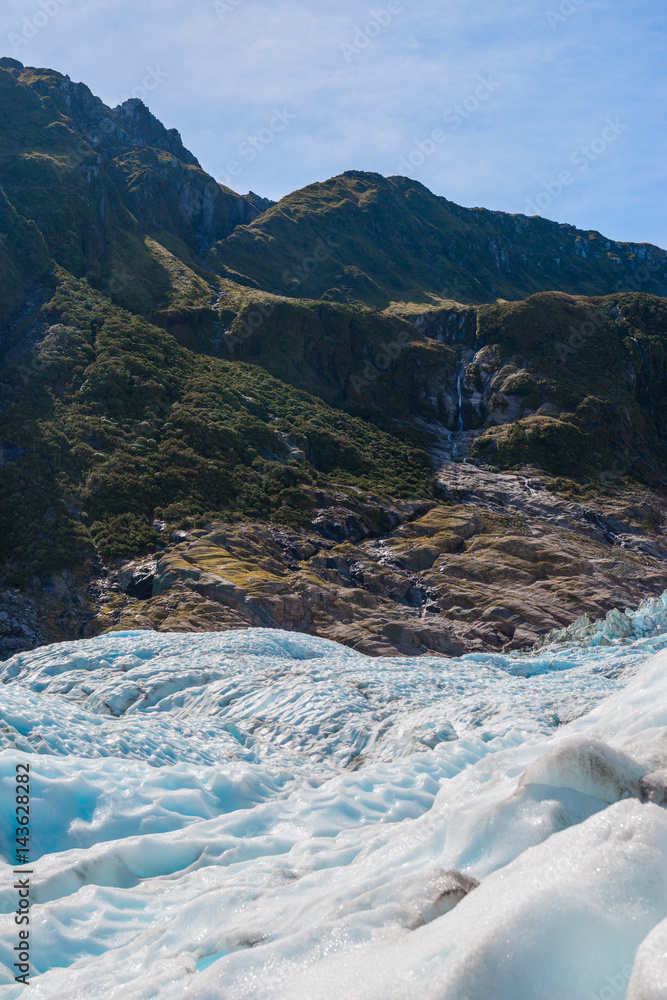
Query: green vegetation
[[1, 61, 666, 592], [0, 186, 50, 326], [206, 174, 667, 308], [222, 295, 455, 419], [470, 293, 667, 479], [0, 271, 437, 580], [472, 415, 591, 476]]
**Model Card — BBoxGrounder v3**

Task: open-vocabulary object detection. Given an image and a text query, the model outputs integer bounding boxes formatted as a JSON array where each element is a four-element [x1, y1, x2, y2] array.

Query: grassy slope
[[209, 290, 667, 484], [0, 61, 259, 316], [0, 270, 436, 582], [206, 172, 667, 307], [471, 292, 667, 479]]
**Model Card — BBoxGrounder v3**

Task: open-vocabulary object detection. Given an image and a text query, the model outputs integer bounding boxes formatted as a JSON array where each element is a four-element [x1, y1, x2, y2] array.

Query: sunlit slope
[[207, 171, 667, 307], [0, 269, 436, 585], [2, 59, 667, 656]]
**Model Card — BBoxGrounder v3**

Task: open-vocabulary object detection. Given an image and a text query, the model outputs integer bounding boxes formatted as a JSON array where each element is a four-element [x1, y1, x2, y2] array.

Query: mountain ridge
[[1, 61, 666, 660], [207, 170, 667, 307]]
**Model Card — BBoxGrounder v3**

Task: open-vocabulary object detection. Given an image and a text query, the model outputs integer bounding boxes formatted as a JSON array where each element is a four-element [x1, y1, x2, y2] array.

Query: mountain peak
[[0, 60, 268, 279], [112, 96, 199, 166], [1, 61, 667, 668], [0, 61, 200, 166], [207, 171, 667, 307]]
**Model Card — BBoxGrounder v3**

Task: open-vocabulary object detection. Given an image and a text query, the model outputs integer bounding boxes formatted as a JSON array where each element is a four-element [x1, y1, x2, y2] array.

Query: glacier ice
[[627, 916, 667, 999], [538, 590, 667, 648], [0, 604, 666, 998]]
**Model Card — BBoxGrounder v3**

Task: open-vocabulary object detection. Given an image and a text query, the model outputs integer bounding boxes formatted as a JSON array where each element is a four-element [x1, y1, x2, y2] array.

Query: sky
[[2, 0, 666, 248]]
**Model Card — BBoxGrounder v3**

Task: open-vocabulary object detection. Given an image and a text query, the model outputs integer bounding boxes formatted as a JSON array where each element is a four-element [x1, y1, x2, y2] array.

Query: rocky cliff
[[1, 62, 666, 660]]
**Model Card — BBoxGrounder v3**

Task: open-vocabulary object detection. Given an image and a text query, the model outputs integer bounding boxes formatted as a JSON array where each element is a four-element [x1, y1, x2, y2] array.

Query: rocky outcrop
[[0, 569, 101, 661], [95, 474, 667, 657]]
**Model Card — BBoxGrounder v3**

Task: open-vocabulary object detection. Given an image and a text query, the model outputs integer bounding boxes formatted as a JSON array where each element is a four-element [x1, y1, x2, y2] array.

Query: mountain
[[0, 57, 264, 313], [1, 60, 666, 659], [207, 170, 667, 307]]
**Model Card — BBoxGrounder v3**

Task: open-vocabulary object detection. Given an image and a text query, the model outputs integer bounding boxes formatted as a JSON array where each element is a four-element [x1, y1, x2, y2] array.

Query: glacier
[[1, 595, 667, 998]]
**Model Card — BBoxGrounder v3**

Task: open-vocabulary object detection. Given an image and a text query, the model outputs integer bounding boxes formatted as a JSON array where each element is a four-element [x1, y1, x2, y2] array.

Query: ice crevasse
[[0, 594, 666, 998]]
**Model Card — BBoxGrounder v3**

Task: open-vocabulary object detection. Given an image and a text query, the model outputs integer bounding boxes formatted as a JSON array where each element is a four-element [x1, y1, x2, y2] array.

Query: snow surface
[[1, 596, 667, 998]]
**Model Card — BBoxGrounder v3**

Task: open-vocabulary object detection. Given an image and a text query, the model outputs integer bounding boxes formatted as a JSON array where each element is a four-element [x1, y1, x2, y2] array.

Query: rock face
[[1, 62, 666, 661], [0, 570, 101, 661], [223, 291, 667, 483], [94, 472, 667, 657], [0, 60, 264, 303]]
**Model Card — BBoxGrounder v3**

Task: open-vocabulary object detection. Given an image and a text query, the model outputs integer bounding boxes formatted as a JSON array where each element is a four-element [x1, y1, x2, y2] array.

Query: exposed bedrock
[[95, 477, 667, 656]]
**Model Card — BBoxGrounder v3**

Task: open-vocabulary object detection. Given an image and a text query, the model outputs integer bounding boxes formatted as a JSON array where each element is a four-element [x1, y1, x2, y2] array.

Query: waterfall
[[452, 370, 465, 459], [457, 371, 464, 434]]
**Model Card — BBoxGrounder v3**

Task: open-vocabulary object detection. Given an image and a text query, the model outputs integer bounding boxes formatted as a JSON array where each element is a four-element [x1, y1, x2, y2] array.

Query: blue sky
[[2, 0, 666, 248]]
